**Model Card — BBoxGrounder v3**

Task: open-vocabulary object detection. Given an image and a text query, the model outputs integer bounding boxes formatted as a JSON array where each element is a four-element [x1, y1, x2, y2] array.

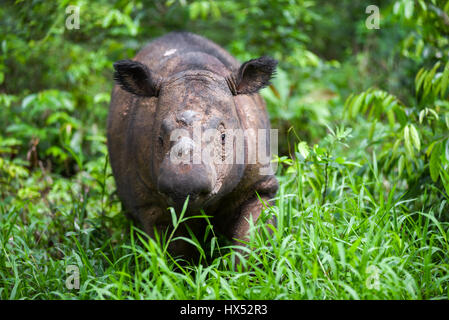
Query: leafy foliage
[[0, 0, 448, 300]]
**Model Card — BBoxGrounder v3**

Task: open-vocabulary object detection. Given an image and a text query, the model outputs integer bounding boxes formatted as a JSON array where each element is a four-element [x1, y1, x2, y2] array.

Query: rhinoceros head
[[113, 55, 277, 210]]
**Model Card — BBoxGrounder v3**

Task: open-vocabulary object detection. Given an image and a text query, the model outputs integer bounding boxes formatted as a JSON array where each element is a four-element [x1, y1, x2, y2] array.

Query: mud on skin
[[107, 32, 278, 260]]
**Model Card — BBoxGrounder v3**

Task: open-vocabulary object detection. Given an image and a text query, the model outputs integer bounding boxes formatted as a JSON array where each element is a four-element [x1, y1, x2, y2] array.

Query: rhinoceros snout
[[157, 161, 214, 207]]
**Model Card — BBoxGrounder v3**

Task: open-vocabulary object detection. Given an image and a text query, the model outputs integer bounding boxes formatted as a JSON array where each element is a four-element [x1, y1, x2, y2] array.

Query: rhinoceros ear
[[113, 60, 160, 97], [230, 56, 277, 95]]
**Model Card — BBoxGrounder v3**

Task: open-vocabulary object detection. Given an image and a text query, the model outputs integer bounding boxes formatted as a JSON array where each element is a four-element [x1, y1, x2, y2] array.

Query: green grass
[[1, 145, 448, 300]]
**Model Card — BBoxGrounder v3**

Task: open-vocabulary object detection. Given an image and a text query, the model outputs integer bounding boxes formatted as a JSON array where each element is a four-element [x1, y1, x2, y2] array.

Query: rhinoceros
[[107, 32, 278, 259]]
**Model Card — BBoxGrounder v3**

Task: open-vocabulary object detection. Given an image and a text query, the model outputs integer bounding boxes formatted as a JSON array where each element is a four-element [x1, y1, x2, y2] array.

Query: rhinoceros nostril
[[170, 136, 195, 163]]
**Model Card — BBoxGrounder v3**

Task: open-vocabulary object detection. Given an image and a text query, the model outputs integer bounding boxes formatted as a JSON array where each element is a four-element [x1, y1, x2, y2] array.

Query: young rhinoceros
[[108, 32, 278, 259]]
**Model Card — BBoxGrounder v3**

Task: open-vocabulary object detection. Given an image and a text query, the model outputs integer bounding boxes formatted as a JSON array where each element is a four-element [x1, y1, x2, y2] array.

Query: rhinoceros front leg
[[231, 196, 276, 251], [137, 206, 204, 260]]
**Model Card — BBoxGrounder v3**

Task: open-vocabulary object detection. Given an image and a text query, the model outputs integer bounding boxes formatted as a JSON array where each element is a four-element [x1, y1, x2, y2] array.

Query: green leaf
[[351, 93, 365, 118], [415, 67, 426, 95], [419, 110, 425, 124], [335, 157, 345, 164], [440, 169, 449, 198], [409, 124, 421, 152], [344, 93, 355, 118], [429, 141, 442, 182], [189, 2, 201, 20], [440, 62, 449, 98], [403, 125, 414, 158], [404, 0, 414, 19], [22, 94, 36, 109], [423, 62, 441, 99], [170, 207, 177, 227], [297, 141, 310, 160], [398, 154, 405, 177]]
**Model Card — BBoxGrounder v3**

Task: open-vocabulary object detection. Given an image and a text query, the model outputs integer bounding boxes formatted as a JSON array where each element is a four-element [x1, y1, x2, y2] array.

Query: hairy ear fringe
[[113, 59, 159, 97], [232, 56, 277, 95]]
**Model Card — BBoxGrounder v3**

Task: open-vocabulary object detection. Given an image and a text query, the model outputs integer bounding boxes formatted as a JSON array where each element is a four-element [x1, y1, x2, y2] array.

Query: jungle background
[[1, 0, 449, 299]]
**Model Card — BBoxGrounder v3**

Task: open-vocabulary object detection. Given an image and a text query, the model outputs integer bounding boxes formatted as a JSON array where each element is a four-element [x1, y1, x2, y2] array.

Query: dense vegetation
[[1, 0, 448, 299]]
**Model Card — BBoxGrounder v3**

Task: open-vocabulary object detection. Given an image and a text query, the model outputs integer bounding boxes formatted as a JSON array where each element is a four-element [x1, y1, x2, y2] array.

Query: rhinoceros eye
[[218, 124, 226, 162], [218, 124, 225, 138]]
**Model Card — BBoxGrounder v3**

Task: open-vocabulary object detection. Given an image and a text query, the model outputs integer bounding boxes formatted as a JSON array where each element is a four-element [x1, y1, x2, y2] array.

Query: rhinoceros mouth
[[163, 191, 213, 212]]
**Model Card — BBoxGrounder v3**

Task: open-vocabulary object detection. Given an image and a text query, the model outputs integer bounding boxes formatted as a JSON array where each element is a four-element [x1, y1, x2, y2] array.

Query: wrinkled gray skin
[[108, 32, 278, 260]]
